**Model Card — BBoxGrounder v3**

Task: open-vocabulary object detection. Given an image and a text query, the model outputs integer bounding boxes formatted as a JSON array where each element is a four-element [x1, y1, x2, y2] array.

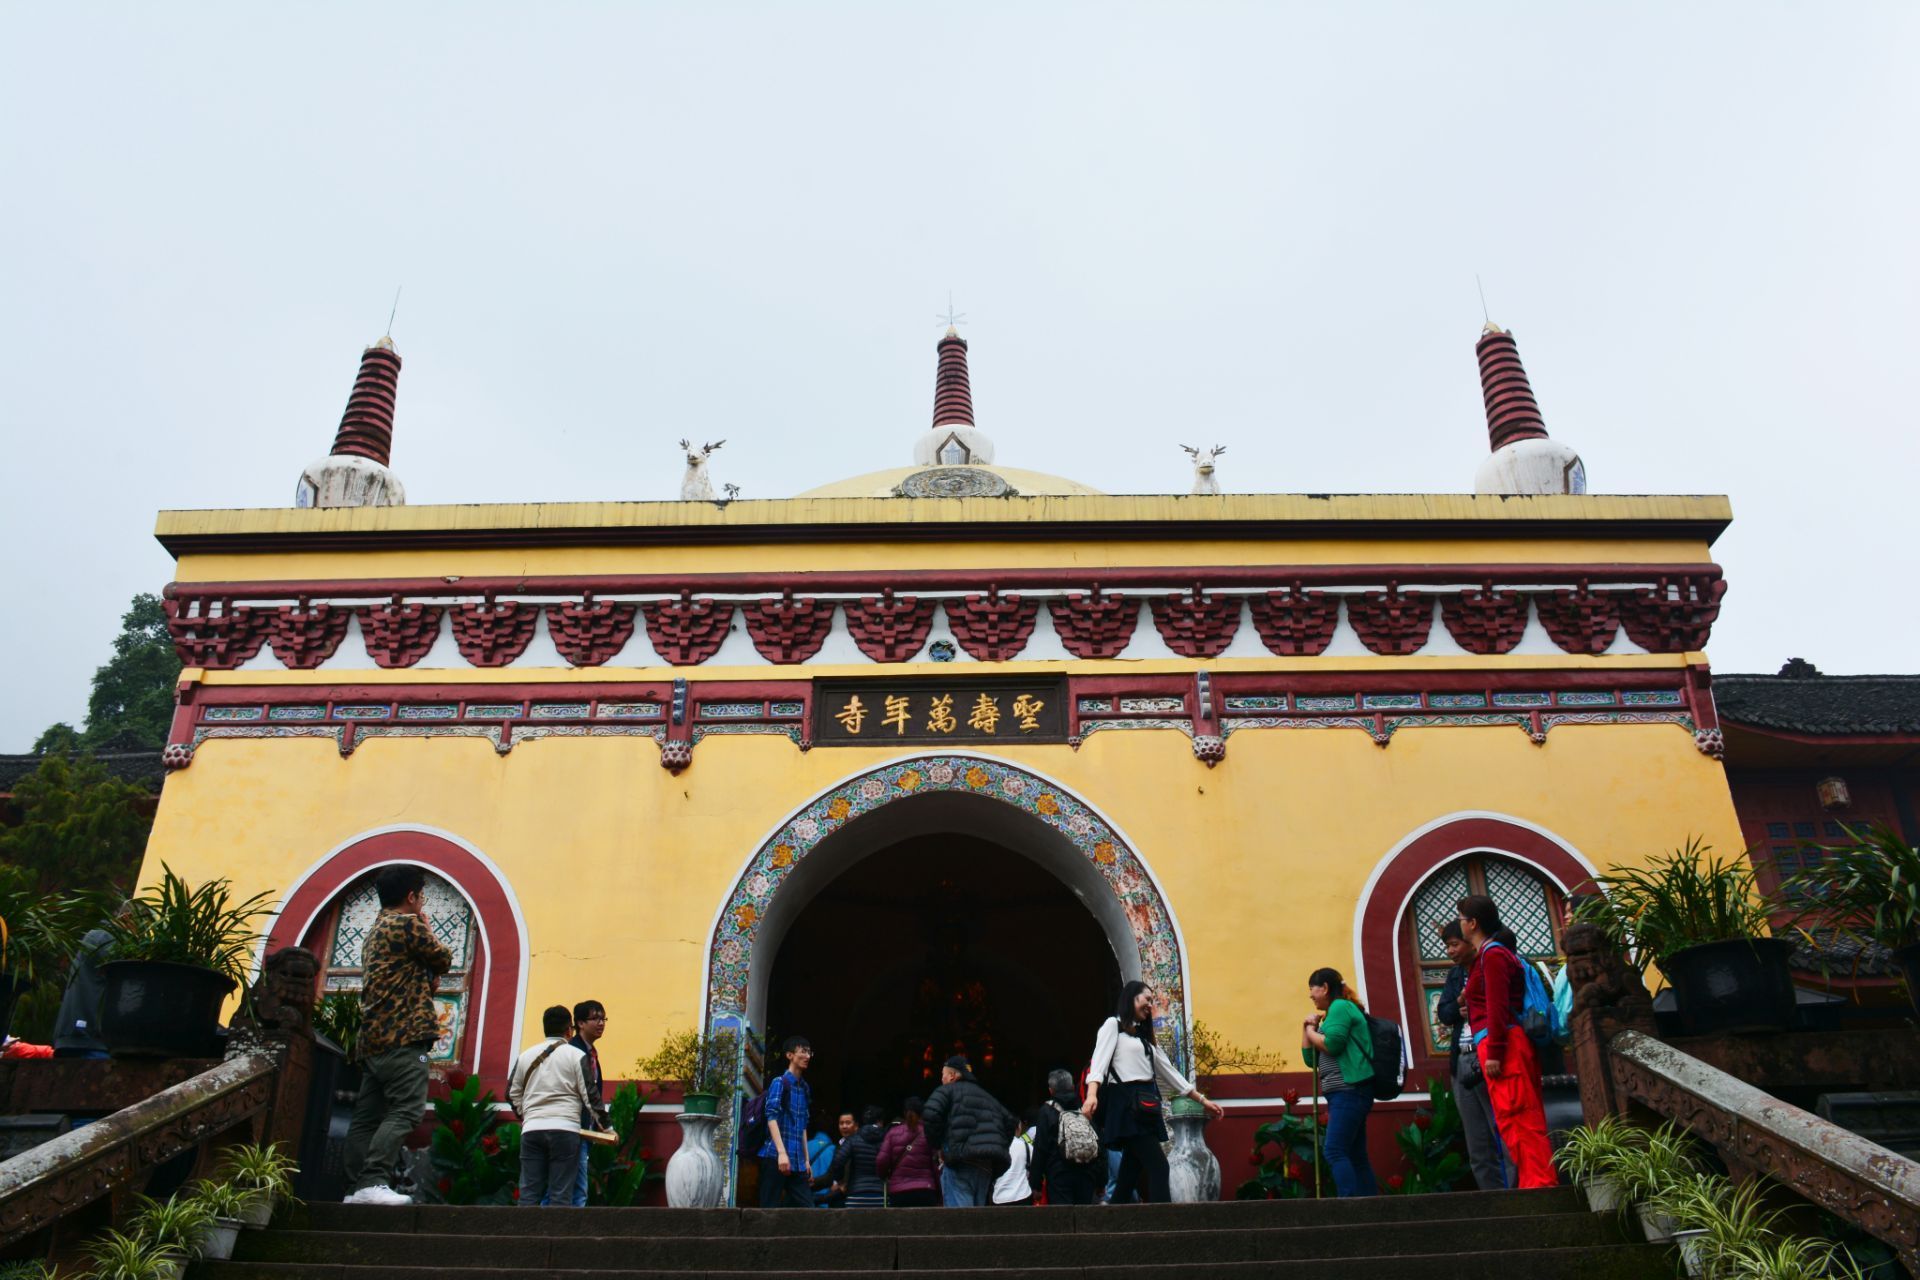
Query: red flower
[[450, 1119, 466, 1139], [436, 1176, 452, 1194], [1413, 1114, 1432, 1130], [1286, 1158, 1310, 1182], [510, 1186, 520, 1202], [639, 1147, 653, 1161], [1247, 1151, 1264, 1166], [481, 1135, 501, 1156], [1282, 1089, 1301, 1109], [1387, 1174, 1405, 1190]]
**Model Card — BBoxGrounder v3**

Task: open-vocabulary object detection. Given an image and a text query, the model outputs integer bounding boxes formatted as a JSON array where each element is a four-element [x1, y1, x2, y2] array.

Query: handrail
[[1609, 1029, 1920, 1272], [0, 1049, 278, 1246]]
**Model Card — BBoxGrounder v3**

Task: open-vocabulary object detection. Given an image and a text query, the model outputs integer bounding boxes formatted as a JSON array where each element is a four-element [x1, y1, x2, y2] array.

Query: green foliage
[[102, 864, 275, 989], [1553, 1112, 1646, 1185], [1387, 1074, 1467, 1194], [315, 991, 364, 1061], [1235, 1090, 1325, 1199], [31, 722, 80, 755], [0, 863, 98, 987], [1600, 1120, 1700, 1208], [586, 1080, 664, 1206], [80, 594, 182, 753], [1192, 1019, 1288, 1076], [1719, 1236, 1863, 1279], [1573, 838, 1775, 971], [186, 1177, 262, 1220], [635, 1026, 737, 1098], [0, 1260, 55, 1280], [1654, 1173, 1785, 1274], [82, 1228, 180, 1279], [127, 1193, 214, 1259], [0, 751, 152, 898], [421, 1070, 521, 1205], [1786, 824, 1920, 951], [214, 1142, 298, 1202]]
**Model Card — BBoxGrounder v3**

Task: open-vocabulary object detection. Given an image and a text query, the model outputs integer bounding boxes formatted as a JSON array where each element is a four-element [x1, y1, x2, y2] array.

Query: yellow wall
[[141, 718, 1741, 1078]]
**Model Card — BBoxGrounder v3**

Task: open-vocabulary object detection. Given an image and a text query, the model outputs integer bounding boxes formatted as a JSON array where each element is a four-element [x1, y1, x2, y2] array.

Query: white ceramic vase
[[665, 1112, 725, 1209], [1166, 1107, 1221, 1204]]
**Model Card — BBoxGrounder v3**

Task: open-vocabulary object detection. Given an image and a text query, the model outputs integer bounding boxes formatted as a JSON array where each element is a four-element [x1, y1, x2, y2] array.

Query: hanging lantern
[[1816, 776, 1851, 811]]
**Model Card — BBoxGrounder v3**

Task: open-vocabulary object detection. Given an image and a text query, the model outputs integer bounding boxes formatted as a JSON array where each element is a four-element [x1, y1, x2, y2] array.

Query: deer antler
[[1212, 444, 1227, 456], [704, 440, 726, 455], [1180, 444, 1199, 458], [678, 438, 691, 451]]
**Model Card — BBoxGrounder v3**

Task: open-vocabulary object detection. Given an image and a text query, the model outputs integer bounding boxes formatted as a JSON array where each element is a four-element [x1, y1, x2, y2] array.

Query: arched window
[[1402, 856, 1566, 1058], [306, 869, 482, 1067]]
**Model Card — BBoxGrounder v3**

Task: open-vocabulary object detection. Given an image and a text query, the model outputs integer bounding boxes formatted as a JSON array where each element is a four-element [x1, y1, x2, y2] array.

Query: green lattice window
[[316, 870, 477, 1065], [1407, 857, 1565, 1056]]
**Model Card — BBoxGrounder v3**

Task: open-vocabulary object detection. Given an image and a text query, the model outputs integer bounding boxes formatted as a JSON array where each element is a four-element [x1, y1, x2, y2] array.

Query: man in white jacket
[[508, 1005, 600, 1207]]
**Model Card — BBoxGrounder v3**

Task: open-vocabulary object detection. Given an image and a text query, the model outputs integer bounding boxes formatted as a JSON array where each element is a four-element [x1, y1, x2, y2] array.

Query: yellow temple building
[[137, 324, 1743, 1191]]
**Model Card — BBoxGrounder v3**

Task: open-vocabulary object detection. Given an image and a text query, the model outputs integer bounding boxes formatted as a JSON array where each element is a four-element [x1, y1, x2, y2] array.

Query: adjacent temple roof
[[1714, 661, 1920, 736]]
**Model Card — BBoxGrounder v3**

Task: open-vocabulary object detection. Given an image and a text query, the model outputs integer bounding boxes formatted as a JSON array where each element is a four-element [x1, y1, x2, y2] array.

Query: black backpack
[[1358, 1012, 1406, 1102]]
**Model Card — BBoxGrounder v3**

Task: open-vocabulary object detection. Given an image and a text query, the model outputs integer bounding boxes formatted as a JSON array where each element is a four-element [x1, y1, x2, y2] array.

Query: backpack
[[1052, 1102, 1101, 1165], [1550, 961, 1573, 1045], [1486, 941, 1556, 1047], [1357, 1011, 1406, 1102], [737, 1089, 771, 1156]]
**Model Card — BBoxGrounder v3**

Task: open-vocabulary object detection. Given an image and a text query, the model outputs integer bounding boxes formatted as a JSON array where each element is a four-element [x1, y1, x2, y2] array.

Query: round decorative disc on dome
[[894, 467, 1017, 499]]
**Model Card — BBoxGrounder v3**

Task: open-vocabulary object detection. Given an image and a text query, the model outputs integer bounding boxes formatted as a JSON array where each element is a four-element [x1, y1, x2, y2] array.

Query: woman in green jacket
[[1301, 966, 1378, 1196]]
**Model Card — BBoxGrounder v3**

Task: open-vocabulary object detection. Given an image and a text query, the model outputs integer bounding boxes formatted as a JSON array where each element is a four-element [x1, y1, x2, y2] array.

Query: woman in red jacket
[[875, 1096, 940, 1207], [1457, 894, 1556, 1189]]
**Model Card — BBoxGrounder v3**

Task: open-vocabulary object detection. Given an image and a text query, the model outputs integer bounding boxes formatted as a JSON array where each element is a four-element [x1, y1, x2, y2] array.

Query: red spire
[[931, 329, 974, 428], [1475, 324, 1548, 451], [330, 338, 402, 465]]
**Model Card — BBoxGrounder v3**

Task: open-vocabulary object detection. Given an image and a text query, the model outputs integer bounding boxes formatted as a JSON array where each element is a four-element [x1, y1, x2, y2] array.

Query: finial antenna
[[1475, 275, 1490, 325], [937, 291, 967, 330], [385, 286, 403, 339]]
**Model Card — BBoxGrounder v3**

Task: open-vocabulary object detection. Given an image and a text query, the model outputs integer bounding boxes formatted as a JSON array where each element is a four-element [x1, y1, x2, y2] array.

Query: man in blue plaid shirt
[[757, 1035, 814, 1208]]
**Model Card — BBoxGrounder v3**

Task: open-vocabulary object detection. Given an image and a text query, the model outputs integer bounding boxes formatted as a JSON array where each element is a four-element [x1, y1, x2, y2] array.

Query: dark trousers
[[1111, 1133, 1172, 1204], [1044, 1163, 1102, 1205], [1324, 1088, 1379, 1197], [520, 1129, 582, 1207], [887, 1187, 939, 1208], [343, 1043, 432, 1193], [759, 1157, 812, 1207]]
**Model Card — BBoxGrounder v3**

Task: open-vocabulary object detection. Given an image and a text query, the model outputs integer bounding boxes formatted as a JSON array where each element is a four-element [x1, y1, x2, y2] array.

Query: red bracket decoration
[[261, 601, 352, 669], [946, 589, 1039, 662], [643, 593, 735, 666], [1536, 582, 1620, 656], [450, 599, 538, 667], [1050, 589, 1140, 659], [1439, 585, 1529, 656], [546, 596, 638, 667], [742, 593, 835, 664], [1149, 587, 1241, 658], [1247, 586, 1339, 656], [845, 591, 937, 663], [1348, 585, 1433, 656], [356, 600, 445, 668], [1618, 576, 1727, 654], [164, 598, 270, 669]]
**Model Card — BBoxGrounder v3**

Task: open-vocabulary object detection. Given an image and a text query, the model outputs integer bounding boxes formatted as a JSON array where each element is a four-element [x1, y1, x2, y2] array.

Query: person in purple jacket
[[874, 1096, 940, 1207]]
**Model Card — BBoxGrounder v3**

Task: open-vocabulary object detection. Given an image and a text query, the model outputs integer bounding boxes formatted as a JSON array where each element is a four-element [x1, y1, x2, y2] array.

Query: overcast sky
[[3, 3, 1915, 750]]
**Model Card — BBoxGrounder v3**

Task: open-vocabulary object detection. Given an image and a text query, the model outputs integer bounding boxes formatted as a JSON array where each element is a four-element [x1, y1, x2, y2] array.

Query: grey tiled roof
[[1715, 670, 1920, 736]]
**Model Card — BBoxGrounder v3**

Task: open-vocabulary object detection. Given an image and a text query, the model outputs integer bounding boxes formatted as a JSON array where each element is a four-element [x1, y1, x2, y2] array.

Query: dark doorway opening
[[764, 831, 1121, 1130]]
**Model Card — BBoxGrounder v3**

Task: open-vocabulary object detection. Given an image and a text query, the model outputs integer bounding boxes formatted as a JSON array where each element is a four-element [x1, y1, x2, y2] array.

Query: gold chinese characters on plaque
[[812, 679, 1069, 746]]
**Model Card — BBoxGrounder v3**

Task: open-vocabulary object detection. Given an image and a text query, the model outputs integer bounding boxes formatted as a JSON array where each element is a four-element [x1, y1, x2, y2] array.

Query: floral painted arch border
[[704, 753, 1189, 1064]]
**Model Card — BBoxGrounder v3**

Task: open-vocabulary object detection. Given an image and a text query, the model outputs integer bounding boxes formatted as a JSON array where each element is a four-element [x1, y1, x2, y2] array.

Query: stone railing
[[1566, 922, 1920, 1273]]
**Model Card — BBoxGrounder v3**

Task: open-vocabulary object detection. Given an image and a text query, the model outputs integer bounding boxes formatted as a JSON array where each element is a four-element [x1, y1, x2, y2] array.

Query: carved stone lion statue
[[1563, 920, 1652, 1016]]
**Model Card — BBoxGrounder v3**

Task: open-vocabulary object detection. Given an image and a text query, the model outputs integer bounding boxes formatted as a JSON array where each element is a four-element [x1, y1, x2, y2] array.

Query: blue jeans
[[1103, 1149, 1137, 1204], [1324, 1089, 1378, 1197], [941, 1162, 993, 1207], [571, 1138, 591, 1207]]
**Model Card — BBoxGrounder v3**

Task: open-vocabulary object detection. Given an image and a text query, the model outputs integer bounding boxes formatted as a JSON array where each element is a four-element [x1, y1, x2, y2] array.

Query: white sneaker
[[344, 1185, 413, 1206]]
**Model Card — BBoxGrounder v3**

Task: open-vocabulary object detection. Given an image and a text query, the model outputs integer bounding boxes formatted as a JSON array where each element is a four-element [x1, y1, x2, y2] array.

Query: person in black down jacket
[[921, 1053, 1015, 1206], [1029, 1068, 1103, 1205], [828, 1106, 888, 1208]]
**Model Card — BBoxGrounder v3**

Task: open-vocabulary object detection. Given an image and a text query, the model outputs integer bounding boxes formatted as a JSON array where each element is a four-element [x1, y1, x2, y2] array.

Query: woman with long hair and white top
[[1083, 980, 1223, 1203]]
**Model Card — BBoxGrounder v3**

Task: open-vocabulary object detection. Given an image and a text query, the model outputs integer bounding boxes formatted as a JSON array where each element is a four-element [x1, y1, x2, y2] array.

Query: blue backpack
[[1485, 941, 1556, 1047]]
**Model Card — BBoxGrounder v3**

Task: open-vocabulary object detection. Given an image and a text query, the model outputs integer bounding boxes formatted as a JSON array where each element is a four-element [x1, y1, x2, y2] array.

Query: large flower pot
[[1581, 1176, 1624, 1214], [1661, 938, 1796, 1036], [681, 1091, 721, 1117], [665, 1112, 725, 1208], [1166, 1100, 1221, 1203], [202, 1217, 243, 1261], [1895, 942, 1920, 1015], [1635, 1203, 1679, 1243], [97, 960, 235, 1058], [1674, 1228, 1712, 1277]]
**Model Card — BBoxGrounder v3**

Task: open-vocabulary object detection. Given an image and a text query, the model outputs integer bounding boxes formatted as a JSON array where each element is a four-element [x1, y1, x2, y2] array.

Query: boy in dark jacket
[[921, 1054, 1014, 1207], [1028, 1069, 1102, 1204]]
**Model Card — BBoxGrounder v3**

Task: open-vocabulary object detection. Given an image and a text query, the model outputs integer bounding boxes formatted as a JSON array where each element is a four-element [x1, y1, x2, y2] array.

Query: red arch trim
[[267, 830, 524, 1087], [1356, 818, 1596, 1054]]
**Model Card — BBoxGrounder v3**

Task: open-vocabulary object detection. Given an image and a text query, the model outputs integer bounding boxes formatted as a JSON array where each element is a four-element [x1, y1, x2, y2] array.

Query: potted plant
[[1573, 839, 1794, 1035], [636, 1027, 737, 1116], [186, 1180, 260, 1260], [96, 865, 274, 1057], [126, 1195, 214, 1275], [1599, 1121, 1699, 1242], [1785, 824, 1920, 1014], [1553, 1114, 1645, 1214], [1652, 1173, 1783, 1278], [82, 1229, 185, 1280], [0, 865, 92, 1043], [0, 1261, 55, 1280], [217, 1142, 299, 1226]]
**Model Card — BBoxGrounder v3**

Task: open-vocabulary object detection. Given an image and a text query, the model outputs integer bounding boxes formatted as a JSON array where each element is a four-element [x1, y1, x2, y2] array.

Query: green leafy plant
[[1721, 1235, 1864, 1279], [1192, 1019, 1289, 1076], [1786, 824, 1920, 951], [0, 1261, 56, 1280], [0, 863, 97, 987], [1386, 1074, 1467, 1194], [1554, 1114, 1647, 1186], [82, 1228, 182, 1280], [421, 1070, 521, 1205], [127, 1194, 214, 1260], [585, 1080, 664, 1206], [635, 1026, 738, 1099], [1573, 839, 1775, 973], [1599, 1120, 1699, 1209], [314, 991, 364, 1061], [102, 864, 276, 989], [1655, 1173, 1785, 1273], [186, 1178, 262, 1221], [1236, 1090, 1325, 1199], [215, 1142, 298, 1203]]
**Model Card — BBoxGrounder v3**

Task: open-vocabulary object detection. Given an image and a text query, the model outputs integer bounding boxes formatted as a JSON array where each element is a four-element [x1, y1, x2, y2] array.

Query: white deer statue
[[1181, 443, 1226, 495], [678, 439, 725, 501]]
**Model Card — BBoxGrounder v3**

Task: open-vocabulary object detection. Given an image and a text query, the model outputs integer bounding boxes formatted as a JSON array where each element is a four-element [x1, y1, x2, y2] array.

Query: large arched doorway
[[764, 830, 1121, 1123]]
